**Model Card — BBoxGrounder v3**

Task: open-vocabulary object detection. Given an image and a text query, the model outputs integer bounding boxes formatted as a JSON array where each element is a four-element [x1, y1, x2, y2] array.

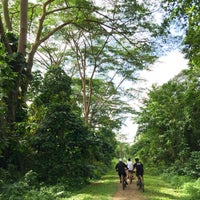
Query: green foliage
[[161, 173, 193, 187], [28, 67, 87, 183], [0, 60, 17, 96], [133, 68, 200, 177], [0, 180, 71, 200], [26, 66, 116, 185], [159, 173, 200, 200], [0, 170, 117, 200], [161, 0, 200, 66], [71, 78, 126, 130], [0, 181, 29, 200], [0, 168, 11, 183], [24, 170, 39, 187], [183, 179, 200, 200], [144, 173, 199, 200], [30, 103, 93, 183], [1, 0, 163, 194], [0, 33, 29, 173], [185, 151, 200, 178]]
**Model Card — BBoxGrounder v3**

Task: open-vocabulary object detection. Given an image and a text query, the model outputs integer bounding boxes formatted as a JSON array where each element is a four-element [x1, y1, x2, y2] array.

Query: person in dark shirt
[[133, 158, 144, 184], [115, 158, 128, 184]]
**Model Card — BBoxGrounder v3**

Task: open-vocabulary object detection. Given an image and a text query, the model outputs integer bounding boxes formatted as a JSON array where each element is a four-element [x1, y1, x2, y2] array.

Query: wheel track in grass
[[112, 179, 146, 200]]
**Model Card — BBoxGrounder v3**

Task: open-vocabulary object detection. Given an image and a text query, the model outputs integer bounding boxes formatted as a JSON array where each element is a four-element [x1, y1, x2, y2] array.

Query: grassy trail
[[67, 171, 199, 200], [144, 174, 186, 200], [67, 171, 118, 200], [144, 174, 199, 200]]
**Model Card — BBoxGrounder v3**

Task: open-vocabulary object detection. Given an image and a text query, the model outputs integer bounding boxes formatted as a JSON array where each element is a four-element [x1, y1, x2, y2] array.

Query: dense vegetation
[[132, 0, 200, 178], [0, 0, 199, 199], [0, 0, 160, 190]]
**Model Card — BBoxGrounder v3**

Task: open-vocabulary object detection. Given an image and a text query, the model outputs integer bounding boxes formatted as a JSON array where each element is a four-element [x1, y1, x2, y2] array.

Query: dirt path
[[112, 179, 146, 200]]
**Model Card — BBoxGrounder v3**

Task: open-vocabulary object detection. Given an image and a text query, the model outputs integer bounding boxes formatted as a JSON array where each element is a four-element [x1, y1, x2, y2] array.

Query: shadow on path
[[112, 179, 146, 200]]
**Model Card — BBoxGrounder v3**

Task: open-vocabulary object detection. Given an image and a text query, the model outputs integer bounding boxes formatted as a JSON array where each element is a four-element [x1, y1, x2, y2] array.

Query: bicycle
[[128, 170, 133, 184], [136, 175, 144, 192], [120, 175, 127, 190]]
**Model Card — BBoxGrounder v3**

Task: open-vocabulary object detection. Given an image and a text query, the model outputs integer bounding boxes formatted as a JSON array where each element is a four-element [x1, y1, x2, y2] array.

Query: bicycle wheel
[[137, 177, 142, 189], [138, 176, 144, 192], [129, 172, 133, 184], [139, 180, 142, 189], [121, 175, 125, 190], [141, 182, 144, 192], [140, 176, 144, 192]]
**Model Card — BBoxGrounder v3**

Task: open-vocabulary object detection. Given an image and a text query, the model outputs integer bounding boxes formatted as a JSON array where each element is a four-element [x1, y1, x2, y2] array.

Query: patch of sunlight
[[66, 193, 91, 200], [158, 187, 187, 199], [95, 179, 114, 184], [66, 193, 109, 200]]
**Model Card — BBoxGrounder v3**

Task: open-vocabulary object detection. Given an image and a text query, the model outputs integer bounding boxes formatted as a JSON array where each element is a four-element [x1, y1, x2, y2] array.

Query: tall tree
[[0, 0, 161, 128], [27, 66, 117, 183], [0, 0, 162, 170], [134, 69, 200, 177], [29, 0, 161, 127]]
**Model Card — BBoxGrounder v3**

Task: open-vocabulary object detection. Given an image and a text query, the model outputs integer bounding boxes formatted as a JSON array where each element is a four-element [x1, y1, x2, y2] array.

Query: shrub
[[0, 168, 10, 183], [0, 181, 29, 199], [161, 173, 194, 188], [185, 151, 200, 178], [183, 178, 200, 200], [24, 170, 39, 187], [0, 181, 71, 200]]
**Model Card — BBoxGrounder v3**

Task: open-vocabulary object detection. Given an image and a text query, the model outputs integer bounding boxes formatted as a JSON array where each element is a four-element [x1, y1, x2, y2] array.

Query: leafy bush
[[0, 168, 10, 183], [160, 173, 200, 200], [161, 173, 194, 187], [163, 151, 200, 178], [24, 185, 71, 200], [0, 181, 29, 200], [185, 151, 200, 178], [182, 178, 200, 200], [24, 170, 39, 187], [0, 181, 72, 200], [169, 175, 193, 187]]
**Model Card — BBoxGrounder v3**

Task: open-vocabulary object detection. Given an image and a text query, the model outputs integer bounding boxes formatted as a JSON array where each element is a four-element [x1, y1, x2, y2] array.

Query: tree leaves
[[135, 68, 200, 176]]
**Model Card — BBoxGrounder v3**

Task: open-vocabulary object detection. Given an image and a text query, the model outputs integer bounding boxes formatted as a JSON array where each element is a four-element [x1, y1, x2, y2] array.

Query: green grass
[[143, 174, 200, 200], [65, 171, 118, 200], [1, 169, 199, 200], [62, 171, 199, 200], [0, 170, 118, 200]]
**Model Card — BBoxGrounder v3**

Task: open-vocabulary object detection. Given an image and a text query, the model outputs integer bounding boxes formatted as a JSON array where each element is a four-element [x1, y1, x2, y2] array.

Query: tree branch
[[2, 0, 12, 31], [0, 14, 12, 54]]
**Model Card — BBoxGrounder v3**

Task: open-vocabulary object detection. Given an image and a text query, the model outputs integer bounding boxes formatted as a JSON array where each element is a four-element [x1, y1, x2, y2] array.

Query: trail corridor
[[112, 180, 146, 200]]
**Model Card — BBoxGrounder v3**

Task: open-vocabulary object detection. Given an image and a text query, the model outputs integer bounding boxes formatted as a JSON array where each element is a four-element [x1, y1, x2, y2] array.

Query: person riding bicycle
[[133, 158, 144, 185], [127, 158, 134, 182], [115, 158, 128, 185]]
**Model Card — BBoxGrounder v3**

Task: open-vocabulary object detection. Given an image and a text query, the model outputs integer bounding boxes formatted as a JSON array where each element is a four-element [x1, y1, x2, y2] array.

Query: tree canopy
[[1, 0, 199, 189], [132, 0, 200, 178], [0, 0, 164, 184]]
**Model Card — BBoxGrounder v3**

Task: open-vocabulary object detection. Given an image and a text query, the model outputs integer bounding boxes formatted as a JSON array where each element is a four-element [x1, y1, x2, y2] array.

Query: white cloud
[[140, 50, 188, 87], [120, 50, 188, 144]]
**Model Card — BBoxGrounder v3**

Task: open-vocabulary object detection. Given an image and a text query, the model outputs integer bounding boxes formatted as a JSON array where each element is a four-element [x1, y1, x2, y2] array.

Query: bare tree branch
[[2, 0, 12, 31]]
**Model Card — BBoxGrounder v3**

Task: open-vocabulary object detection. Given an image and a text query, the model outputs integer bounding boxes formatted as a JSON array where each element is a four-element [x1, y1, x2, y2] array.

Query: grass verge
[[66, 170, 118, 200], [143, 174, 200, 200]]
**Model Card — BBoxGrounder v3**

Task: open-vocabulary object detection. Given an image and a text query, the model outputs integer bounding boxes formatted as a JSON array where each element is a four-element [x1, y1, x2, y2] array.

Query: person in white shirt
[[127, 158, 134, 183]]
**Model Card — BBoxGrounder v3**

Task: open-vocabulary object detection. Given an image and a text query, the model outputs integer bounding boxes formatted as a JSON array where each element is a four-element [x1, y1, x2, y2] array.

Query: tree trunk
[[17, 0, 28, 55], [2, 0, 12, 31]]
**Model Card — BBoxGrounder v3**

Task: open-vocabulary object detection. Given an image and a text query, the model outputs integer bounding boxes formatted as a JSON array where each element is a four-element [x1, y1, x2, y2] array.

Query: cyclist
[[127, 158, 134, 183], [115, 158, 128, 185], [133, 158, 144, 185]]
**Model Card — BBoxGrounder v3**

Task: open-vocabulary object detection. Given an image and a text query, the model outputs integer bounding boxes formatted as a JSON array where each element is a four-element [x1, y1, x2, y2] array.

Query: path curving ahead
[[112, 179, 146, 200]]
